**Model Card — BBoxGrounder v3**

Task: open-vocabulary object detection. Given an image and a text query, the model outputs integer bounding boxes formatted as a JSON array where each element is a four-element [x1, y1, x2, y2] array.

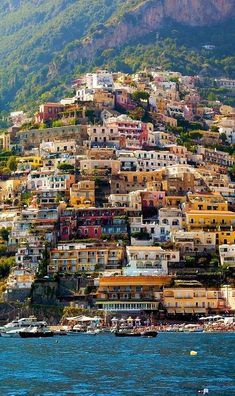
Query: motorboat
[[54, 329, 67, 336], [1, 328, 24, 338], [114, 330, 141, 337], [86, 329, 100, 335], [183, 324, 204, 333], [19, 326, 54, 338], [0, 316, 46, 334], [0, 317, 50, 337], [141, 331, 158, 338]]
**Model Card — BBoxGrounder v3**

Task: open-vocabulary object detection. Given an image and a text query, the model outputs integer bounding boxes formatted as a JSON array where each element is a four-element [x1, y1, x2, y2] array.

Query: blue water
[[0, 333, 234, 396]]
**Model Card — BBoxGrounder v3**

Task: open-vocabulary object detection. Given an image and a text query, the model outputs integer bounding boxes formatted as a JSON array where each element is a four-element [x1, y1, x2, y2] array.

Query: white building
[[134, 150, 187, 171], [125, 246, 179, 276], [219, 118, 235, 144], [86, 70, 113, 90], [219, 244, 235, 267], [40, 140, 77, 156]]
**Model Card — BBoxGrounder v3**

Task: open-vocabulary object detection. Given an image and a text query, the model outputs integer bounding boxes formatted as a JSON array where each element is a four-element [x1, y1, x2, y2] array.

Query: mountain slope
[[0, 0, 235, 111]]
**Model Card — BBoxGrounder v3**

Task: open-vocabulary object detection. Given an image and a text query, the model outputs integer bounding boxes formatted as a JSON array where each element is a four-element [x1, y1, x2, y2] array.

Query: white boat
[[1, 328, 24, 338], [86, 329, 100, 335], [0, 316, 48, 336], [183, 324, 204, 333]]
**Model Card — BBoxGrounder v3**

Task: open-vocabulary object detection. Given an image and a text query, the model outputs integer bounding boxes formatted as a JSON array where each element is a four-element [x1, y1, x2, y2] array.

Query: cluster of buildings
[[1, 69, 235, 318]]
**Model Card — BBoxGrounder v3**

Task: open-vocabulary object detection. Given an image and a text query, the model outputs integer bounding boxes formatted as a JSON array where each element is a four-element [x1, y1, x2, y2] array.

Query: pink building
[[141, 191, 166, 209], [105, 115, 150, 149], [35, 103, 64, 123], [115, 90, 135, 110]]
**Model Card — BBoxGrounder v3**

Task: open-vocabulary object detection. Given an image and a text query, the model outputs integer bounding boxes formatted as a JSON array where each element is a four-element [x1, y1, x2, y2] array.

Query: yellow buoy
[[190, 350, 198, 356]]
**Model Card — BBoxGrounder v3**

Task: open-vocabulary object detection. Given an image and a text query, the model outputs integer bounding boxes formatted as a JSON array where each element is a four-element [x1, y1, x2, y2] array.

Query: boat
[[183, 324, 203, 333], [1, 328, 24, 338], [114, 331, 141, 337], [141, 331, 158, 338], [67, 331, 82, 336], [0, 316, 47, 336], [86, 329, 100, 335], [54, 329, 67, 336], [19, 326, 54, 338]]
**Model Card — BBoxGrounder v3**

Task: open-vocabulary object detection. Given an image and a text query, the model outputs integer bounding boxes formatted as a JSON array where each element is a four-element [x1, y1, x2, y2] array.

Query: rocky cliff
[[64, 0, 235, 64], [0, 0, 234, 109]]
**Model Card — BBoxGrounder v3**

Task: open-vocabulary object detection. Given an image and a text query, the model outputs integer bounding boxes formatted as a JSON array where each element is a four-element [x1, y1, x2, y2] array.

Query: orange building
[[96, 275, 172, 312]]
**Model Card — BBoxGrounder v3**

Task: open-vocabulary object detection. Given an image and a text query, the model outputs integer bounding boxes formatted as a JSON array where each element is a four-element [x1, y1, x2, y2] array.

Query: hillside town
[[0, 69, 235, 323]]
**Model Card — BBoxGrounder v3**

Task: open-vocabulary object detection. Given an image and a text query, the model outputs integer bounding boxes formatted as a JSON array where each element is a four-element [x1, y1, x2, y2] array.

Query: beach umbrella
[[135, 317, 141, 326]]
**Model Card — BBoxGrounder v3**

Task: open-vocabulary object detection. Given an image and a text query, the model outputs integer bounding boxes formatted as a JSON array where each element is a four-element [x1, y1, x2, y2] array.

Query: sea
[[0, 333, 234, 396]]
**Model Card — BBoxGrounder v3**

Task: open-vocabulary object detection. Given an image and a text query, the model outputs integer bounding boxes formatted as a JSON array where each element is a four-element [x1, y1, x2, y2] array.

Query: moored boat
[[1, 329, 23, 338], [141, 331, 158, 338], [114, 331, 141, 337], [54, 329, 67, 336], [19, 327, 54, 338]]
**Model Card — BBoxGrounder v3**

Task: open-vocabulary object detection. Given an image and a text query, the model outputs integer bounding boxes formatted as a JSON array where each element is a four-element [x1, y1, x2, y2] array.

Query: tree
[[6, 156, 17, 172], [0, 257, 15, 279], [229, 165, 235, 180], [207, 92, 216, 101], [220, 133, 228, 144], [37, 245, 50, 278], [189, 131, 203, 140], [132, 91, 150, 102], [185, 256, 196, 266], [0, 228, 9, 242], [57, 163, 74, 172], [52, 120, 62, 128], [128, 107, 145, 121]]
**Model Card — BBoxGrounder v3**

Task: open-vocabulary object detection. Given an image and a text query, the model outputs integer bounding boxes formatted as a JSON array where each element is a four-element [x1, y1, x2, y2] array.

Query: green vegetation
[[0, 1, 234, 110], [131, 231, 151, 240], [0, 257, 15, 280], [57, 163, 74, 172], [37, 246, 50, 278]]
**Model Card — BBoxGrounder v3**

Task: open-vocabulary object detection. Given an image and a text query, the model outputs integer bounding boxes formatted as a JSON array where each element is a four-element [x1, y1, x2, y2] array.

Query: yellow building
[[80, 159, 120, 176], [0, 133, 10, 151], [166, 196, 186, 207], [0, 178, 23, 204], [117, 74, 133, 85], [186, 192, 228, 211], [111, 170, 163, 194], [156, 98, 166, 113], [163, 283, 227, 315], [185, 210, 235, 230], [93, 90, 115, 109], [49, 243, 125, 273], [96, 275, 172, 312], [216, 230, 235, 245], [70, 180, 95, 208], [16, 156, 42, 170]]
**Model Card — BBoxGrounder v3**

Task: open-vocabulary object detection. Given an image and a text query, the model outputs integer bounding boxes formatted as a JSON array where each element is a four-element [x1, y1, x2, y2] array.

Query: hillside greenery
[[0, 1, 234, 111]]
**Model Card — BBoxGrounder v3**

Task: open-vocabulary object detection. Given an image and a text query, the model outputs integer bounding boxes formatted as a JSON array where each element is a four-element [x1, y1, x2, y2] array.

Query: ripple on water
[[0, 333, 234, 396]]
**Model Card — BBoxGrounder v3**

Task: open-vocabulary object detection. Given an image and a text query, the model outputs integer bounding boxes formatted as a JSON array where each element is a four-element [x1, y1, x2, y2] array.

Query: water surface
[[0, 333, 234, 395]]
